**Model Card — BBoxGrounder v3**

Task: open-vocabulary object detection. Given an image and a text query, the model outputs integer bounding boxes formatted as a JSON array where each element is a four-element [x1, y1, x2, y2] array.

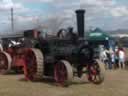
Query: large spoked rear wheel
[[54, 60, 73, 86], [0, 51, 11, 74], [87, 59, 105, 84], [23, 48, 44, 81]]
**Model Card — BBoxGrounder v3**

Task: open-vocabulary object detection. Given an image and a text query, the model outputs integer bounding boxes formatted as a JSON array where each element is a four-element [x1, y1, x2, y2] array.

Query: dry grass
[[0, 70, 128, 96]]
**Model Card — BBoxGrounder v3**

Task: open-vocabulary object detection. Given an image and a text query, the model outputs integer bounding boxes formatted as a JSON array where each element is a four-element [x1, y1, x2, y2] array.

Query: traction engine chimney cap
[[75, 9, 86, 14]]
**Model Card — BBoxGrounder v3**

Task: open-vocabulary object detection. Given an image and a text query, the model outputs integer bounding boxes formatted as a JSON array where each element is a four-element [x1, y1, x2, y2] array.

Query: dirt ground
[[0, 70, 128, 96]]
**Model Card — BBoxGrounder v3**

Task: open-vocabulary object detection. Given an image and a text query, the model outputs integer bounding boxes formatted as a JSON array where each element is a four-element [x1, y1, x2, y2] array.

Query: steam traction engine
[[0, 38, 27, 74], [0, 30, 43, 74], [23, 9, 105, 85], [24, 37, 105, 85]]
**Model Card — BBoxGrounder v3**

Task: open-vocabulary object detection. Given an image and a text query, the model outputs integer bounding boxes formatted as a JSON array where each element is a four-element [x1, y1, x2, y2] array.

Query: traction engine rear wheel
[[0, 51, 11, 74], [87, 59, 105, 84], [54, 60, 73, 86], [23, 48, 44, 81]]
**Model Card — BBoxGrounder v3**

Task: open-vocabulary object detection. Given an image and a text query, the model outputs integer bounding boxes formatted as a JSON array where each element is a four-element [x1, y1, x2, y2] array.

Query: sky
[[0, 0, 128, 35]]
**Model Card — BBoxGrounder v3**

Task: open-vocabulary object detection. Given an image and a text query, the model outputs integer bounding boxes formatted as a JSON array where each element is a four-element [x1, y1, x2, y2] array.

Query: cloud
[[21, 0, 54, 3], [110, 6, 128, 17], [15, 15, 38, 22], [2, 15, 42, 33], [39, 0, 54, 3], [0, 0, 29, 12], [1, 0, 128, 33], [22, 0, 128, 30]]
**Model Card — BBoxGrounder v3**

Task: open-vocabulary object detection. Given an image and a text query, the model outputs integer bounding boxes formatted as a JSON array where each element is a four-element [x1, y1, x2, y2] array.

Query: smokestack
[[11, 7, 14, 33], [76, 9, 85, 38]]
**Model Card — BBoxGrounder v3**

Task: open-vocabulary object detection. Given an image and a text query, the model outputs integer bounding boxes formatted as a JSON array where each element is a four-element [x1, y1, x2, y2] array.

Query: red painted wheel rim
[[87, 64, 100, 83], [54, 62, 68, 85], [0, 52, 9, 74], [24, 49, 37, 81]]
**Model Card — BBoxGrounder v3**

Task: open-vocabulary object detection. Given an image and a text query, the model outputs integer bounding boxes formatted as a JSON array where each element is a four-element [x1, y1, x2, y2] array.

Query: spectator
[[102, 48, 108, 69], [102, 48, 110, 69], [111, 50, 115, 69], [99, 45, 105, 62], [118, 48, 125, 69], [115, 46, 119, 69], [106, 48, 112, 69]]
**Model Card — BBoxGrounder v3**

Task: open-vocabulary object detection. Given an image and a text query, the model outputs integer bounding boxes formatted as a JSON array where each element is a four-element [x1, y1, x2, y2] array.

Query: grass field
[[0, 70, 128, 96]]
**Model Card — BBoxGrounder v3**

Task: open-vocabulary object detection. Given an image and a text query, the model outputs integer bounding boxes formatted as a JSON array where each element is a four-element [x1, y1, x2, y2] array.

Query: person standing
[[109, 48, 114, 69], [105, 48, 112, 69], [99, 45, 105, 62], [118, 48, 125, 69], [100, 48, 108, 69], [115, 47, 119, 69], [111, 50, 115, 69]]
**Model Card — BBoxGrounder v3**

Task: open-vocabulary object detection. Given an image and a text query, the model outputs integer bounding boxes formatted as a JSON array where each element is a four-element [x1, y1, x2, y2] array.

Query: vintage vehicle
[[23, 37, 105, 85], [23, 9, 105, 86], [0, 38, 25, 74], [0, 9, 105, 86]]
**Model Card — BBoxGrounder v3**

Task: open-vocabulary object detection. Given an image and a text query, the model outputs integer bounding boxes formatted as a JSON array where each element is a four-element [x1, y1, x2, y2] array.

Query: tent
[[86, 28, 112, 41], [86, 28, 115, 49]]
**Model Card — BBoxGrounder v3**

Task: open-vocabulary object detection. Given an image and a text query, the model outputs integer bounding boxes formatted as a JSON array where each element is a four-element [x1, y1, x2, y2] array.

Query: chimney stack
[[76, 9, 85, 38]]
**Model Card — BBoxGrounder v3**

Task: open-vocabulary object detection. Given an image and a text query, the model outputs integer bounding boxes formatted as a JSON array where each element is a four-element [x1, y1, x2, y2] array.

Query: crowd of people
[[100, 46, 126, 69]]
